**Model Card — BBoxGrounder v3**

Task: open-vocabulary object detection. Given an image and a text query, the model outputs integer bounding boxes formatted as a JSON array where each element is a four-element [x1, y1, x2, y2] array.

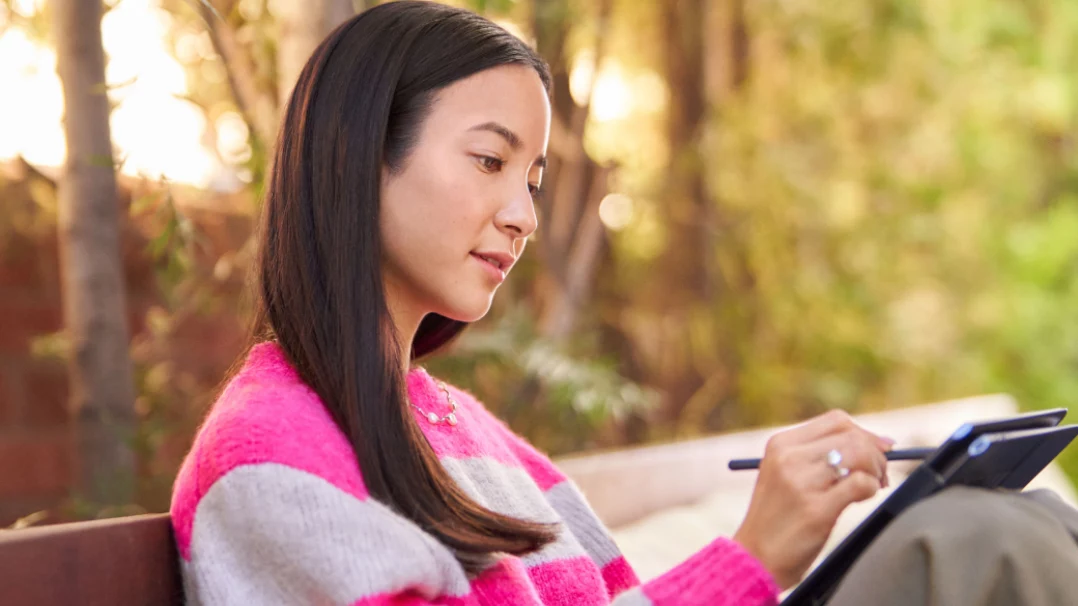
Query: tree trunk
[[666, 0, 754, 434], [642, 0, 713, 427], [276, 0, 355, 106], [660, 0, 710, 303], [53, 0, 137, 507], [532, 0, 613, 342]]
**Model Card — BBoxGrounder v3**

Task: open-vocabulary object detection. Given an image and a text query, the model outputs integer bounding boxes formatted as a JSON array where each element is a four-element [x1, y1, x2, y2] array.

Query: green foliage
[[425, 309, 658, 455], [131, 185, 201, 297], [137, 0, 1078, 477], [613, 0, 1078, 473], [17, 0, 1078, 512]]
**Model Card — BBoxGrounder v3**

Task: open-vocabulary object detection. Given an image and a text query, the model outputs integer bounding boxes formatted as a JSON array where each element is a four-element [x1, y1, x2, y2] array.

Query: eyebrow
[[467, 121, 547, 169]]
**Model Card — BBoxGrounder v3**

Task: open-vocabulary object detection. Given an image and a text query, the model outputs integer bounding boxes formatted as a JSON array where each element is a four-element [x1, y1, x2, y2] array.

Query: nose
[[494, 185, 538, 240]]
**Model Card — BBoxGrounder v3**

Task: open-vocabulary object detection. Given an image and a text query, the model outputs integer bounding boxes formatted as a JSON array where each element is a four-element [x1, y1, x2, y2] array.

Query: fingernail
[[880, 436, 896, 450]]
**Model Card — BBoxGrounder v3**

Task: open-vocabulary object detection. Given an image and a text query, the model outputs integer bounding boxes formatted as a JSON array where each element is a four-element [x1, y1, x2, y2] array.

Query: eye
[[528, 183, 543, 203], [475, 155, 504, 172]]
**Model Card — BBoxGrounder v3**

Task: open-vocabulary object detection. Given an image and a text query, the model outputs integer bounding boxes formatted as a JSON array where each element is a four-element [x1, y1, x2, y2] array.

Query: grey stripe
[[186, 463, 471, 605], [544, 480, 624, 568], [440, 456, 591, 567], [611, 586, 654, 606]]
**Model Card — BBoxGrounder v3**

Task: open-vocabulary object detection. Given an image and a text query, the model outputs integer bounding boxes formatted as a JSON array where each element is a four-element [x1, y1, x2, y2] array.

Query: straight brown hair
[[250, 1, 557, 575]]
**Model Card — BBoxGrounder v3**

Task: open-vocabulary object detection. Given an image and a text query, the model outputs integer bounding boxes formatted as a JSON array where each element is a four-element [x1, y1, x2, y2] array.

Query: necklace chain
[[410, 369, 459, 427]]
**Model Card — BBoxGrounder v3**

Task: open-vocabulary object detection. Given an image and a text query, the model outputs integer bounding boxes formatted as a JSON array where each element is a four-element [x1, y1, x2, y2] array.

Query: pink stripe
[[347, 556, 618, 606], [171, 343, 370, 559], [427, 383, 568, 491], [642, 537, 780, 606], [600, 555, 641, 598], [347, 558, 550, 605], [170, 453, 199, 560], [408, 372, 565, 492], [496, 426, 567, 491], [524, 556, 610, 606], [348, 592, 476, 605], [471, 558, 547, 604], [406, 371, 518, 465]]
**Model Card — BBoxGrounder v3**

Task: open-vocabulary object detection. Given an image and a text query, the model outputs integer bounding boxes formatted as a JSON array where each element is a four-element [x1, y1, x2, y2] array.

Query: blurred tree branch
[[276, 0, 354, 104], [191, 0, 278, 149]]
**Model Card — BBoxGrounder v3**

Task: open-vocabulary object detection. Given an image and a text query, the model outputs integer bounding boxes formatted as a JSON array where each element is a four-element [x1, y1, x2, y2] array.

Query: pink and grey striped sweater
[[170, 342, 780, 605]]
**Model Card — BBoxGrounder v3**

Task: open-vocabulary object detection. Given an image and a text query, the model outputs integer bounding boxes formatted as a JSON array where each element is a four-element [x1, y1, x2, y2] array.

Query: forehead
[[425, 65, 551, 150]]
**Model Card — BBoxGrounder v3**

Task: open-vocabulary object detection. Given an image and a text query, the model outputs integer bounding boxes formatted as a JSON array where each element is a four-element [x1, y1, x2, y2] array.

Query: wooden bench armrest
[[0, 513, 183, 606]]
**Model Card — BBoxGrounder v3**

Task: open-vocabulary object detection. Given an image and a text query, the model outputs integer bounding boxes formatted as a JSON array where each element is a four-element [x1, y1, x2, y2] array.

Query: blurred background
[[2, 0, 1078, 527]]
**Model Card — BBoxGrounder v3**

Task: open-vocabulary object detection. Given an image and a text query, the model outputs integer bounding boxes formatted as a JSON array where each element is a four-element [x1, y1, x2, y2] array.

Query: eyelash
[[476, 155, 543, 202]]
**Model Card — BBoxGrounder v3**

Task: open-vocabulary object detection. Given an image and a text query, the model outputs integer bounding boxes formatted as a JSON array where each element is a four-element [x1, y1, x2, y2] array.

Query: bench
[[3, 395, 1072, 601], [0, 513, 183, 605]]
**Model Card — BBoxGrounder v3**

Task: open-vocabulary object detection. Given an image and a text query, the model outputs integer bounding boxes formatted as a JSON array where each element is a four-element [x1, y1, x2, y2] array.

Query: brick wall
[[0, 164, 252, 526], [0, 175, 70, 524]]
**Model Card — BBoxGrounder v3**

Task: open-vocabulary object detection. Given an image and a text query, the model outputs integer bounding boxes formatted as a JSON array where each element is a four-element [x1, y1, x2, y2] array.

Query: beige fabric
[[828, 486, 1078, 606]]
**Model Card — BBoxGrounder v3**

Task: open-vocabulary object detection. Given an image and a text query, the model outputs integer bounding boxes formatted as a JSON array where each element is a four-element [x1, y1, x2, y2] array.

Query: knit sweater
[[170, 342, 780, 605]]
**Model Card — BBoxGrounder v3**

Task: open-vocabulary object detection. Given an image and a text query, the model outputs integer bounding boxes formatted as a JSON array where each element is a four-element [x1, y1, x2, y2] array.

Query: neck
[[383, 283, 426, 375]]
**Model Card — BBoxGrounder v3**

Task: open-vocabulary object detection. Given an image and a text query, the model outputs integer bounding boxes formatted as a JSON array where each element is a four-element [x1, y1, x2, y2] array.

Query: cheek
[[382, 152, 497, 270], [428, 173, 491, 244], [382, 172, 471, 266]]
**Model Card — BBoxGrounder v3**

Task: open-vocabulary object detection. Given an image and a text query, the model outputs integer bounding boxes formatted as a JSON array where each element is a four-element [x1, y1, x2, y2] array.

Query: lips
[[475, 254, 504, 269], [472, 250, 517, 280], [471, 251, 515, 273]]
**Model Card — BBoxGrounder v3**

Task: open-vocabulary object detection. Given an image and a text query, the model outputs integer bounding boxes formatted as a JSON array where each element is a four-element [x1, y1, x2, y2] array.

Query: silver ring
[[826, 448, 850, 480]]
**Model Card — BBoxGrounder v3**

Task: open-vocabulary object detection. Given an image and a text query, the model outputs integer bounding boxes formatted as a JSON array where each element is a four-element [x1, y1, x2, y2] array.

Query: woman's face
[[380, 64, 550, 325]]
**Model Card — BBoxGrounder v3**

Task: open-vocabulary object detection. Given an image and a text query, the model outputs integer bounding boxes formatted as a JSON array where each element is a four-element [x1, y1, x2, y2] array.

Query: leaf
[[147, 219, 176, 259], [8, 510, 48, 530], [86, 153, 117, 169], [129, 192, 162, 217], [30, 330, 70, 362]]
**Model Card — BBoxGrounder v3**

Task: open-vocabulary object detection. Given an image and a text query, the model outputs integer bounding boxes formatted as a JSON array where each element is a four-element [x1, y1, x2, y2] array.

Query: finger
[[822, 470, 882, 520], [855, 429, 890, 486], [877, 434, 897, 452], [797, 432, 886, 488], [779, 440, 858, 492], [836, 428, 889, 482], [770, 409, 860, 449], [779, 410, 894, 454], [855, 430, 889, 481]]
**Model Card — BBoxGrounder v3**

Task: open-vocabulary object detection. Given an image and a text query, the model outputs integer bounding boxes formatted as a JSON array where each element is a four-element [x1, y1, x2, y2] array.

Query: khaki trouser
[[828, 486, 1078, 605]]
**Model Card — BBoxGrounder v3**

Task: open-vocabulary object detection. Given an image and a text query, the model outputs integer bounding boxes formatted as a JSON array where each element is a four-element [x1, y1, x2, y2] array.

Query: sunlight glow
[[570, 51, 632, 122], [570, 51, 665, 124], [0, 29, 66, 165], [11, 0, 46, 17], [0, 0, 229, 189], [598, 193, 635, 231]]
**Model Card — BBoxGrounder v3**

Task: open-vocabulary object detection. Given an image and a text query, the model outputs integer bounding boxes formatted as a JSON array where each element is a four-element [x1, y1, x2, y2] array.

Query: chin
[[438, 295, 495, 324]]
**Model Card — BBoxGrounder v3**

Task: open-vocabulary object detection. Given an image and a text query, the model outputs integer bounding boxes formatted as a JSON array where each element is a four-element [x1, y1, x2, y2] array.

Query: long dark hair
[[252, 1, 557, 574]]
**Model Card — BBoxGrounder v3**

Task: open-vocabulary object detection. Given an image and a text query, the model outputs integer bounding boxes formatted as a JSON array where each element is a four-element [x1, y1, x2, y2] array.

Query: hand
[[732, 409, 894, 590]]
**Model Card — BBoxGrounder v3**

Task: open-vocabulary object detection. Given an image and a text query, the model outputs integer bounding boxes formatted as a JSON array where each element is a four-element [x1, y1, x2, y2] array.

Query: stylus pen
[[728, 447, 938, 471]]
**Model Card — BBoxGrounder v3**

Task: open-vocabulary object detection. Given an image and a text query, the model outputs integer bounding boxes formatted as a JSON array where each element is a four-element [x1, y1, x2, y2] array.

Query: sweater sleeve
[[609, 537, 780, 606], [177, 462, 480, 605]]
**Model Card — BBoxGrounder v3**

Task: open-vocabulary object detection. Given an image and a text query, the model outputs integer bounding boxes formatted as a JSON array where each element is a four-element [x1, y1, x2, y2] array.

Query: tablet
[[782, 408, 1074, 605]]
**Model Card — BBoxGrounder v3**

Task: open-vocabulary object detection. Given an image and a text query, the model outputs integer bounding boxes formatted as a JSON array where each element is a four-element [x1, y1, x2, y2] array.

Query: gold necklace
[[410, 370, 459, 426]]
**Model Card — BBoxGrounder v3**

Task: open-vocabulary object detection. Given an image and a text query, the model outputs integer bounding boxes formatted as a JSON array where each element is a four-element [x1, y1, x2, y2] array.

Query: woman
[[171, 3, 1078, 605]]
